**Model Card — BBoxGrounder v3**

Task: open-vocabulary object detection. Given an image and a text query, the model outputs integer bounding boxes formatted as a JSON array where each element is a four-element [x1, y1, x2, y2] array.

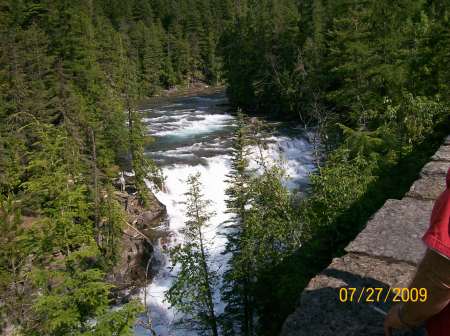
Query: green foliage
[[220, 2, 450, 334], [166, 173, 219, 336], [0, 0, 235, 332], [99, 0, 230, 88], [0, 0, 223, 335], [21, 124, 92, 255], [90, 300, 143, 336], [305, 150, 378, 231], [246, 167, 299, 266], [221, 116, 300, 335], [0, 0, 204, 333], [338, 124, 385, 158], [98, 186, 126, 267], [387, 93, 446, 146], [0, 131, 26, 194], [220, 0, 302, 116], [0, 195, 32, 328], [221, 112, 254, 335], [220, 0, 450, 265], [221, 0, 449, 125], [28, 246, 141, 336]]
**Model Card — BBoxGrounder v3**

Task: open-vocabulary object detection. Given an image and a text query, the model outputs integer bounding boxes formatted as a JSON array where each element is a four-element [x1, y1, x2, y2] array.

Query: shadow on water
[[255, 116, 450, 336]]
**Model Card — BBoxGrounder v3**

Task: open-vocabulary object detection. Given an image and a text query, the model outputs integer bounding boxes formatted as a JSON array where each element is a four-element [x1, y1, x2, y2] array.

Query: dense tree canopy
[[221, 0, 449, 125], [220, 0, 449, 334]]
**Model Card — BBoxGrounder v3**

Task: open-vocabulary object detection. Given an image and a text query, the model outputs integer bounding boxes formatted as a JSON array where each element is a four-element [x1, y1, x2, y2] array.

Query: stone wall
[[281, 135, 450, 336]]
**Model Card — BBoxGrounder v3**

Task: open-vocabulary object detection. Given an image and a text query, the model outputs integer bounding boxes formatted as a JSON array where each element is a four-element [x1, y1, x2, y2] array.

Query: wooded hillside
[[0, 1, 232, 334]]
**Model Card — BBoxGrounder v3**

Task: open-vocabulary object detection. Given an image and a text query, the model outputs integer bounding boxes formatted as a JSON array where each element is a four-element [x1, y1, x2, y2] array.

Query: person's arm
[[384, 248, 450, 335]]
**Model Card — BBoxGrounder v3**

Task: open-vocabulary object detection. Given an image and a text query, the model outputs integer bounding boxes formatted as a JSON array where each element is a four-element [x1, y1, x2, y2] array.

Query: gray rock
[[345, 198, 433, 265], [420, 161, 449, 176], [431, 145, 450, 162], [137, 210, 166, 228], [406, 175, 446, 200], [108, 189, 167, 299], [444, 135, 450, 145], [281, 254, 417, 336]]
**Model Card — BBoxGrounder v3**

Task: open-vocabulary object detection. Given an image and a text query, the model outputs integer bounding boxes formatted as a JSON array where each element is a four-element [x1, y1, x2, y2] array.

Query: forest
[[0, 0, 449, 335]]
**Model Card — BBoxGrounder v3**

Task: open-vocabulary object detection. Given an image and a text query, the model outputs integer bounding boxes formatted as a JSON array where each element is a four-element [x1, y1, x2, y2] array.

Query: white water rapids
[[134, 92, 316, 336]]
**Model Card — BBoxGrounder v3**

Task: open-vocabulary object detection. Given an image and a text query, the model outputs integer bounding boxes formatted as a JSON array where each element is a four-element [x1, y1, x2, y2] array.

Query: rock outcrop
[[108, 185, 167, 301], [281, 138, 450, 336]]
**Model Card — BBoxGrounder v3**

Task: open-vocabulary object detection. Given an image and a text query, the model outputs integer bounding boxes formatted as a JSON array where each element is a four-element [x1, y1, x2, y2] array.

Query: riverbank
[[141, 82, 226, 106], [107, 176, 167, 303]]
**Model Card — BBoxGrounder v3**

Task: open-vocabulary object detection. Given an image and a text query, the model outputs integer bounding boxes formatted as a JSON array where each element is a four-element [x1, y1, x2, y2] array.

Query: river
[[134, 91, 316, 336]]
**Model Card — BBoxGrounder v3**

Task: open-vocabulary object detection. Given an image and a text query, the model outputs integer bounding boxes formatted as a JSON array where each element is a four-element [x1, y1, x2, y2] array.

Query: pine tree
[[326, 0, 376, 127], [165, 173, 219, 336], [0, 195, 31, 329], [28, 246, 142, 336], [221, 114, 300, 335], [129, 21, 163, 96], [221, 112, 255, 336]]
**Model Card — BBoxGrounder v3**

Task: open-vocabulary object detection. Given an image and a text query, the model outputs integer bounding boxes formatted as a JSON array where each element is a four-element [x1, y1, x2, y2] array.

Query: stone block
[[406, 175, 446, 200], [420, 161, 449, 176], [432, 145, 450, 162], [345, 198, 433, 265]]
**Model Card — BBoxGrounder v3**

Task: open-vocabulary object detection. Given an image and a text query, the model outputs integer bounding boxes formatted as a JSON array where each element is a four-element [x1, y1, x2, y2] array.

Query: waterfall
[[134, 93, 316, 336]]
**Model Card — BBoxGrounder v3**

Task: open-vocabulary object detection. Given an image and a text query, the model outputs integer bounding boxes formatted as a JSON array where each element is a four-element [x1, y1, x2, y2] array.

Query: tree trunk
[[198, 230, 219, 336], [195, 195, 219, 336], [89, 127, 100, 246]]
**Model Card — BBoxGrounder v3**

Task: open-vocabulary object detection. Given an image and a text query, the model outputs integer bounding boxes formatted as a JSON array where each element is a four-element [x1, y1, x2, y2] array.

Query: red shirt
[[422, 168, 450, 335]]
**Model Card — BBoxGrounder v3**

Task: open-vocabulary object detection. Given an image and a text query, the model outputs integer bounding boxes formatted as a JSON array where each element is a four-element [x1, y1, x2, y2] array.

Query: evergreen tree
[[221, 112, 255, 336], [165, 173, 219, 336], [221, 114, 300, 335], [0, 195, 31, 329], [28, 246, 141, 336]]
